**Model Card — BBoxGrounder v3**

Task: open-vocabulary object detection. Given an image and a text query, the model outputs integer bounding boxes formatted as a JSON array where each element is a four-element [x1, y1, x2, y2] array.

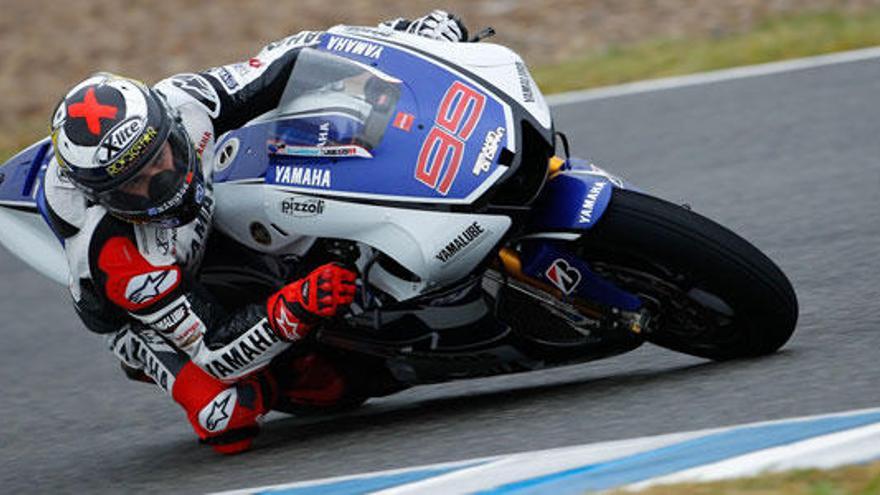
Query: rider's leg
[[111, 327, 276, 454]]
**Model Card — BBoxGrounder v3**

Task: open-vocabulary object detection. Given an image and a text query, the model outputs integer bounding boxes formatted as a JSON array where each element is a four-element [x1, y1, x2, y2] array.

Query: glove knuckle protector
[[266, 263, 357, 341]]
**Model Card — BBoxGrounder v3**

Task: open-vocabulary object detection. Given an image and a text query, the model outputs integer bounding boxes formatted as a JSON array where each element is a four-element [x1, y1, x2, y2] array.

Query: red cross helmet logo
[[68, 87, 119, 135]]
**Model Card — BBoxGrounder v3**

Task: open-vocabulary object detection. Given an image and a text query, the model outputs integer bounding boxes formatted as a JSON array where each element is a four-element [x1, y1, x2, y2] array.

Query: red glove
[[266, 263, 357, 341]]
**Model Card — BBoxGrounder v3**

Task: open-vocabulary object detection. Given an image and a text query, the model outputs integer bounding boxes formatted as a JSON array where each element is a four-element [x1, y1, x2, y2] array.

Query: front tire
[[576, 189, 798, 360]]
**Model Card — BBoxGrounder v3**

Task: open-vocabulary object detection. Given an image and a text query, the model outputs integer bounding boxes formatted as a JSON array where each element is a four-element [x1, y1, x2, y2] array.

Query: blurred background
[[2, 0, 880, 155], [3, 2, 880, 493]]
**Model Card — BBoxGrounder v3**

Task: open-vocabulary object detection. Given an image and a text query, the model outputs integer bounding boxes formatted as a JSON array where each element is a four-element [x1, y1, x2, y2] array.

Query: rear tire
[[575, 189, 798, 360]]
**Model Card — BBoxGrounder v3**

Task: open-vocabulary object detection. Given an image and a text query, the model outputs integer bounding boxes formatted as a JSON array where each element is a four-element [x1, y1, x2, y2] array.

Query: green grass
[[533, 9, 880, 94], [610, 461, 880, 495], [5, 9, 880, 165], [0, 116, 47, 166]]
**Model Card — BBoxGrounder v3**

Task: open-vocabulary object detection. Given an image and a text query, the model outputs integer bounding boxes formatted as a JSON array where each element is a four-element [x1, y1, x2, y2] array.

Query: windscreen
[[268, 49, 401, 159]]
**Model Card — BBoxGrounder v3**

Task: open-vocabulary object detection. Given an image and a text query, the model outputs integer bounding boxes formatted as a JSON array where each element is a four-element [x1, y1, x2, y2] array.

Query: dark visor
[[98, 122, 194, 219]]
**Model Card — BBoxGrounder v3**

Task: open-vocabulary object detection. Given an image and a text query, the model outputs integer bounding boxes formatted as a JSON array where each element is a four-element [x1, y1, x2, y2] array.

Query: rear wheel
[[575, 189, 798, 360]]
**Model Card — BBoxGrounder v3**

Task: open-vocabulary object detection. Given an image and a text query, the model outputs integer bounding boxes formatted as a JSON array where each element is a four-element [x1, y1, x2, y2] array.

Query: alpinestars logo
[[170, 74, 221, 118], [273, 301, 303, 341], [545, 259, 582, 295], [125, 269, 179, 305], [199, 388, 238, 432]]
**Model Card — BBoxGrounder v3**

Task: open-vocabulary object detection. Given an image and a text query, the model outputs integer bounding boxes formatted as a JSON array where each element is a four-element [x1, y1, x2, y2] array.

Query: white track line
[[547, 45, 880, 106], [625, 421, 880, 490]]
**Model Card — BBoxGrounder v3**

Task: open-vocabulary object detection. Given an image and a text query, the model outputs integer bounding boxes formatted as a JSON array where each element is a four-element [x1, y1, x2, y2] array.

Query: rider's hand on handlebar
[[266, 263, 358, 341], [406, 10, 469, 42]]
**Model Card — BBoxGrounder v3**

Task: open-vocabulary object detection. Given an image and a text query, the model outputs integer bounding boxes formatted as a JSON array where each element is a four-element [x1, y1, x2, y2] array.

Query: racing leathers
[[43, 14, 467, 454]]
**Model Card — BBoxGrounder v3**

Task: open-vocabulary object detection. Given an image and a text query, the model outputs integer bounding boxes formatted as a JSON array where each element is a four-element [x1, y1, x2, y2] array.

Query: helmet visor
[[98, 122, 194, 220]]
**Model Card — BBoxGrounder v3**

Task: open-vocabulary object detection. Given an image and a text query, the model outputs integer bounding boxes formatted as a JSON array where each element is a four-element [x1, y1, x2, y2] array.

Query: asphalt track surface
[[2, 58, 879, 494]]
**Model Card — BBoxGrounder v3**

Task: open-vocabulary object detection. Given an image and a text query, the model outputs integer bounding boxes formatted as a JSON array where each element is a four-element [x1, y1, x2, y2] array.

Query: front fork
[[493, 156, 650, 336]]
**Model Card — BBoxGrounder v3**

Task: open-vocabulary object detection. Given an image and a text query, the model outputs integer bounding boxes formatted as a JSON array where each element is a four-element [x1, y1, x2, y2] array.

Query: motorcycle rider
[[44, 11, 469, 454]]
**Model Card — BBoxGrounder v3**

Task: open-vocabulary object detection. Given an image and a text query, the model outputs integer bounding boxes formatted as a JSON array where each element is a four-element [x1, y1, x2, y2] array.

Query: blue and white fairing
[[531, 158, 634, 231], [0, 26, 557, 300], [0, 139, 68, 284], [212, 26, 554, 300], [215, 26, 552, 203]]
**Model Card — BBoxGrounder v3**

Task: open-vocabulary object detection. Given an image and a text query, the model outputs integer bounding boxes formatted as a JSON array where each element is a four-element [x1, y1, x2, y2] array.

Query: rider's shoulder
[[154, 74, 221, 120], [44, 157, 91, 235], [87, 215, 178, 271]]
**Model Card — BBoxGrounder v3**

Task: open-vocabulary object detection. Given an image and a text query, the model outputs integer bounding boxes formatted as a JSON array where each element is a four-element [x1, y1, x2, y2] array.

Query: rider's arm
[[88, 217, 354, 382]]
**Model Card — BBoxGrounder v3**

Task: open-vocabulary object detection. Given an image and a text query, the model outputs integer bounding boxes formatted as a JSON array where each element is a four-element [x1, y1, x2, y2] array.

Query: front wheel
[[575, 189, 798, 360]]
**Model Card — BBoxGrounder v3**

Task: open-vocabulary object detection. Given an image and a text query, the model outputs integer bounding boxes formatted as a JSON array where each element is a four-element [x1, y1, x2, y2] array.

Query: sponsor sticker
[[172, 316, 204, 350], [435, 221, 486, 263], [280, 196, 326, 217], [473, 126, 505, 176], [272, 166, 332, 188], [545, 258, 582, 295], [203, 321, 281, 379], [578, 181, 608, 225], [269, 143, 372, 159], [150, 301, 190, 331], [198, 388, 237, 432], [210, 67, 239, 91], [316, 122, 331, 147], [127, 332, 177, 393], [393, 112, 415, 132], [95, 117, 144, 165], [195, 131, 212, 157], [326, 36, 384, 59], [105, 126, 158, 177], [515, 61, 536, 103]]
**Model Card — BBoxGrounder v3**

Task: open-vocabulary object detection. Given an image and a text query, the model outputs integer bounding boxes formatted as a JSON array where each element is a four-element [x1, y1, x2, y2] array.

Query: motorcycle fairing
[[0, 139, 50, 210], [212, 27, 557, 208], [529, 158, 632, 231], [314, 33, 515, 203], [0, 139, 68, 284], [212, 182, 512, 299], [213, 37, 518, 205], [531, 173, 613, 230]]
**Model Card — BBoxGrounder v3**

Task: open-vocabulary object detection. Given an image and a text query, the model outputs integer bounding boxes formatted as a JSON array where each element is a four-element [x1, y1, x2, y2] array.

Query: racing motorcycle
[[0, 26, 798, 391]]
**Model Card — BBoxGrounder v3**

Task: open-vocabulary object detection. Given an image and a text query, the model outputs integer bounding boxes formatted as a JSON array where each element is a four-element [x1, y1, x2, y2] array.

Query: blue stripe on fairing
[[256, 461, 487, 495], [479, 410, 880, 495], [22, 142, 50, 197]]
